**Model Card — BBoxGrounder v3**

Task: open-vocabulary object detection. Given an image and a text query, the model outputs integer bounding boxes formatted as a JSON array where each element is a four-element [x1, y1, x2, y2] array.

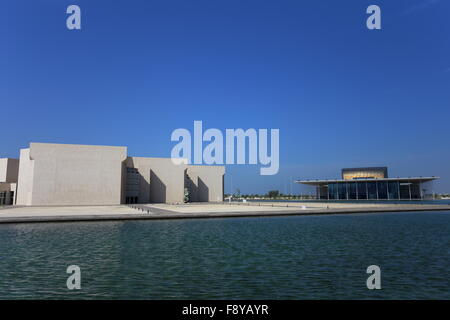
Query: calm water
[[1, 211, 450, 299]]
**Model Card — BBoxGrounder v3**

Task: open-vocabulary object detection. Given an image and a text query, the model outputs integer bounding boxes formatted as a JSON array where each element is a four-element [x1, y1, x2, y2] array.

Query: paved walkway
[[0, 202, 449, 224]]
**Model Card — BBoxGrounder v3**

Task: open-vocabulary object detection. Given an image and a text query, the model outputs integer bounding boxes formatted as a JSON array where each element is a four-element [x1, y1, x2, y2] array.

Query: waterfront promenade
[[0, 202, 449, 224]]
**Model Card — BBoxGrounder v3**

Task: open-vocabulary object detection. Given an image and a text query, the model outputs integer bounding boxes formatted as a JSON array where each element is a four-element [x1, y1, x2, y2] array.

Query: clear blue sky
[[2, 0, 450, 194]]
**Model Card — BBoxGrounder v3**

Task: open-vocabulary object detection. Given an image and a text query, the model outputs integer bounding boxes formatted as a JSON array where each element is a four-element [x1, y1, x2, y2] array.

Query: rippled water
[[1, 211, 450, 299]]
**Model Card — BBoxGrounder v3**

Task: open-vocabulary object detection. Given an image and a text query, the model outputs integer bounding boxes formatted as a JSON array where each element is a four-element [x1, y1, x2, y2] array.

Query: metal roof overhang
[[295, 177, 439, 186]]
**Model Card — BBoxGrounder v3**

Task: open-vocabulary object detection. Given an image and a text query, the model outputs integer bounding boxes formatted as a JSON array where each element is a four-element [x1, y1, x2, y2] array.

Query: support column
[[365, 182, 368, 200], [387, 182, 390, 200], [419, 182, 423, 200], [408, 180, 412, 200], [376, 181, 379, 200]]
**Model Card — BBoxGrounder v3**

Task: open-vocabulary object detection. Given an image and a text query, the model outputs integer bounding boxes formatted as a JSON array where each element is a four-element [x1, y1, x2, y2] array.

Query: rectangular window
[[328, 183, 337, 200], [377, 181, 388, 199], [357, 182, 367, 200], [388, 181, 399, 200], [338, 183, 347, 200], [410, 182, 421, 199], [399, 183, 410, 199], [318, 186, 328, 200], [0, 192, 6, 206], [348, 182, 357, 199], [367, 182, 377, 199]]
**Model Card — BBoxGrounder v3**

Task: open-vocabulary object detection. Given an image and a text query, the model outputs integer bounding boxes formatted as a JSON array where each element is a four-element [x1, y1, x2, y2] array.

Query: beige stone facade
[[0, 158, 19, 205], [7, 143, 224, 206], [186, 165, 225, 202], [124, 157, 188, 204], [0, 158, 19, 183]]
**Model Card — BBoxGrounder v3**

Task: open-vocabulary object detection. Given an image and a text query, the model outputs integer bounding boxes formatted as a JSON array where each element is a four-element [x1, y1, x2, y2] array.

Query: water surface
[[0, 211, 449, 299]]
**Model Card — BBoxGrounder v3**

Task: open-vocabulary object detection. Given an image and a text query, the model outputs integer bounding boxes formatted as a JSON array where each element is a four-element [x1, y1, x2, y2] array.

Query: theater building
[[296, 167, 438, 200], [1, 143, 224, 206]]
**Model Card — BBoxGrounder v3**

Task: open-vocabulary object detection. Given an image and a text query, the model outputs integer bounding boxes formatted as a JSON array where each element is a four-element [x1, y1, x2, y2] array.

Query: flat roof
[[341, 167, 387, 171], [296, 177, 439, 185]]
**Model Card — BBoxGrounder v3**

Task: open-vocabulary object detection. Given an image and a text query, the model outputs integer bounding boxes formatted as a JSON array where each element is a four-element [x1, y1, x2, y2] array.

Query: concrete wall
[[186, 166, 225, 202], [0, 183, 16, 192], [17, 143, 127, 205], [12, 143, 225, 206], [124, 157, 187, 204], [0, 158, 19, 183], [16, 149, 34, 205]]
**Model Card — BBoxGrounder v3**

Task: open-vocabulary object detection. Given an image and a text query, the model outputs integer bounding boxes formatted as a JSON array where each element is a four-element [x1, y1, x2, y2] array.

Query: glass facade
[[421, 180, 435, 199], [357, 182, 367, 199], [328, 183, 337, 200], [348, 182, 357, 199], [318, 185, 328, 200], [0, 191, 14, 206], [338, 183, 347, 200], [367, 181, 377, 199], [410, 183, 421, 199], [377, 181, 388, 199], [399, 183, 410, 199], [388, 181, 399, 200], [317, 180, 424, 200]]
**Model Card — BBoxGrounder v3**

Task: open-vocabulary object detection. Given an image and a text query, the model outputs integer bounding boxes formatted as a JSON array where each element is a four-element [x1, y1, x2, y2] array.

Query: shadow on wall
[[139, 170, 150, 203], [150, 170, 166, 203], [185, 172, 197, 202], [123, 159, 151, 204], [198, 177, 209, 202], [185, 173, 210, 202]]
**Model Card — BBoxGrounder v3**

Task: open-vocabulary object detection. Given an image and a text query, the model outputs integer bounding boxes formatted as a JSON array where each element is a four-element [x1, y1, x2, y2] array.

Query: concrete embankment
[[0, 202, 449, 224]]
